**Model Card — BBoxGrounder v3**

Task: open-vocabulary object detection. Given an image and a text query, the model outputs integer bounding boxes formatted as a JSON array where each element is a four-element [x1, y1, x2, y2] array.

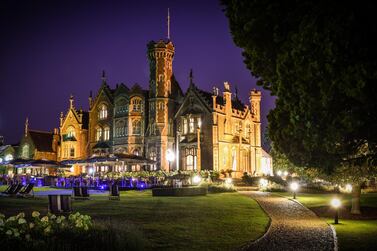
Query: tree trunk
[[351, 184, 361, 214]]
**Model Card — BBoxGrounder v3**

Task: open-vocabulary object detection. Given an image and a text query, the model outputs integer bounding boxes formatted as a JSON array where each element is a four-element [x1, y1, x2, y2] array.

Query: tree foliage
[[223, 0, 377, 172]]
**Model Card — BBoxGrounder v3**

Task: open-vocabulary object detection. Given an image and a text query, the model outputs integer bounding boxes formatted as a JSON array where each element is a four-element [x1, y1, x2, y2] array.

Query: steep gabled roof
[[28, 130, 54, 152]]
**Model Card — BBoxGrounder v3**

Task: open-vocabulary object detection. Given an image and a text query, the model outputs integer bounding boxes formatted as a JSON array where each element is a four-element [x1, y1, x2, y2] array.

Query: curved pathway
[[240, 191, 335, 251]]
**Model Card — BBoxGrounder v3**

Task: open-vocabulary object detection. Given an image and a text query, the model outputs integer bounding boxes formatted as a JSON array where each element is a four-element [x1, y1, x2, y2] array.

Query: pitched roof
[[28, 130, 54, 152]]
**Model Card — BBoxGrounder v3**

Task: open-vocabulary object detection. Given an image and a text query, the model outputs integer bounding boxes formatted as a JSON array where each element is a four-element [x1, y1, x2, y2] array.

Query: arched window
[[115, 120, 127, 137], [132, 120, 141, 135], [104, 126, 110, 141], [22, 144, 29, 159], [96, 127, 103, 141], [67, 126, 75, 138], [186, 155, 194, 170], [116, 98, 128, 114], [133, 149, 140, 156], [131, 98, 142, 112], [99, 104, 108, 119]]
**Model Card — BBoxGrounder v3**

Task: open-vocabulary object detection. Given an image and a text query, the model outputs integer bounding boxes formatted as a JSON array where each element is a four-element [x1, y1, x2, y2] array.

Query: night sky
[[0, 0, 275, 145]]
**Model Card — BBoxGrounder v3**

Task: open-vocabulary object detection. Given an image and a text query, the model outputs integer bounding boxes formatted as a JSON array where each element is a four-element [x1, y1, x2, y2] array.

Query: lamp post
[[166, 149, 175, 172], [290, 182, 299, 199], [331, 198, 341, 224], [196, 119, 201, 172]]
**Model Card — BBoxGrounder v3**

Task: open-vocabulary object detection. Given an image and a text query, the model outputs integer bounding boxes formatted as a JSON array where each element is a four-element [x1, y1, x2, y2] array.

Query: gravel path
[[240, 191, 335, 251]]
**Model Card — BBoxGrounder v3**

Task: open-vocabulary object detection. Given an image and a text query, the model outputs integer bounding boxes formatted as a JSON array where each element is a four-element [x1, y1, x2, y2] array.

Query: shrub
[[152, 187, 207, 196], [0, 212, 143, 251], [266, 175, 287, 186], [241, 172, 259, 186], [206, 184, 236, 193]]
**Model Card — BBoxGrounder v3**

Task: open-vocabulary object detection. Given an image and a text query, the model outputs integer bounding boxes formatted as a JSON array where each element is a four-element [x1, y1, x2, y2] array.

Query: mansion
[[13, 38, 272, 177]]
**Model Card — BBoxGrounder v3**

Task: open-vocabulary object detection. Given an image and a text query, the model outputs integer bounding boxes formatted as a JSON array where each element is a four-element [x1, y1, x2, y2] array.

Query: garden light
[[331, 198, 341, 224], [283, 171, 289, 176], [192, 175, 202, 184], [259, 178, 268, 188], [277, 170, 282, 176], [290, 182, 299, 199], [345, 184, 352, 193], [88, 168, 94, 174], [225, 178, 233, 188]]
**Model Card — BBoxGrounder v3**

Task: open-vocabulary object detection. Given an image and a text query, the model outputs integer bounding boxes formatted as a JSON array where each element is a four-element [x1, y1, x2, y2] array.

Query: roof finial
[[25, 117, 29, 137], [189, 68, 193, 85], [101, 70, 106, 82], [167, 8, 170, 40], [69, 94, 74, 109]]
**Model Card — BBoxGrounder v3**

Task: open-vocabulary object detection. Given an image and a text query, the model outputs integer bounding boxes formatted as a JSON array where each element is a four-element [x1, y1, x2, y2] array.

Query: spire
[[189, 68, 194, 85], [24, 117, 29, 137], [69, 94, 74, 109], [101, 70, 106, 83], [60, 112, 64, 127], [167, 8, 170, 40]]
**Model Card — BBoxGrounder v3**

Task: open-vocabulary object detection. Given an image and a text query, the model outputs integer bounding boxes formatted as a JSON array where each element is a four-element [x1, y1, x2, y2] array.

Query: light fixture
[[192, 175, 202, 184], [88, 168, 94, 174], [290, 182, 299, 199], [166, 149, 175, 162], [284, 171, 289, 176], [259, 178, 268, 189], [331, 198, 341, 224], [225, 177, 233, 188], [277, 170, 282, 176], [345, 184, 352, 193]]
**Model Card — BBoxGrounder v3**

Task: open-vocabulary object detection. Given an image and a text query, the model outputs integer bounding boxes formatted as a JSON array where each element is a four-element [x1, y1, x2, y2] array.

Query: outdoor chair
[[18, 183, 35, 197], [109, 184, 120, 200], [7, 184, 24, 196], [48, 194, 72, 214], [1, 184, 16, 194]]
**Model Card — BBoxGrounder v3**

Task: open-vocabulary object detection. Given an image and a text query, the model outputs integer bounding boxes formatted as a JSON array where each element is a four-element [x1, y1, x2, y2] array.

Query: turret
[[249, 89, 262, 123], [223, 82, 232, 134]]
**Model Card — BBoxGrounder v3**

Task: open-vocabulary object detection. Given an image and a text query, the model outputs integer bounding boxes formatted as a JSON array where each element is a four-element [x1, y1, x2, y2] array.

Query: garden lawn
[[0, 190, 269, 250], [275, 192, 377, 251]]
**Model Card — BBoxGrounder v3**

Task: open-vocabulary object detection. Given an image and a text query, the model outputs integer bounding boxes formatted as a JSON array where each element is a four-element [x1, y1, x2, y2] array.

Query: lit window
[[133, 149, 140, 156], [183, 118, 188, 134], [22, 144, 29, 159], [132, 120, 141, 135], [131, 98, 142, 112], [149, 151, 157, 170], [96, 127, 103, 141], [186, 155, 194, 170], [99, 104, 108, 119], [189, 117, 194, 133], [5, 154, 13, 161], [67, 126, 75, 138], [104, 127, 110, 140]]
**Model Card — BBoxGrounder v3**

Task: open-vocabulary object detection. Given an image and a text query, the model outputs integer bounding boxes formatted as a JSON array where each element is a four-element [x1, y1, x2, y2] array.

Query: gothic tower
[[146, 39, 176, 171]]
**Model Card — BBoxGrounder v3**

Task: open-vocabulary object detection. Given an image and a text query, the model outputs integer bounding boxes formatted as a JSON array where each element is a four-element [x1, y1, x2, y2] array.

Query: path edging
[[238, 191, 273, 250]]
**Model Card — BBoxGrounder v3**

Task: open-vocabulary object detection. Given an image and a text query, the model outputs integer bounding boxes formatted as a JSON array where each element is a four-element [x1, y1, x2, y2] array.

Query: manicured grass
[[0, 190, 269, 250], [0, 185, 60, 192], [275, 191, 377, 251]]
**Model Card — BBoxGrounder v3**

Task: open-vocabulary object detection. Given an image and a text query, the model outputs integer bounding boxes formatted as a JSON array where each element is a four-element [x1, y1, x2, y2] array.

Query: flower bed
[[0, 211, 142, 251]]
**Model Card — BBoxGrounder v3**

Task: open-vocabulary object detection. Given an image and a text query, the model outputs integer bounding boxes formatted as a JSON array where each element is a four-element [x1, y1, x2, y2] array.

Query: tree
[[223, 0, 377, 214]]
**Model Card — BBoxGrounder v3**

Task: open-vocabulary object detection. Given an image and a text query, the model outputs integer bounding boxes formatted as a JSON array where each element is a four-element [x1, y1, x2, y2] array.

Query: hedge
[[152, 187, 207, 196]]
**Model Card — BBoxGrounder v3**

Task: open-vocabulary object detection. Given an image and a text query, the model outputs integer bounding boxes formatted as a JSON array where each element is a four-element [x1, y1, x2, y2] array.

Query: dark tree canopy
[[223, 0, 377, 176]]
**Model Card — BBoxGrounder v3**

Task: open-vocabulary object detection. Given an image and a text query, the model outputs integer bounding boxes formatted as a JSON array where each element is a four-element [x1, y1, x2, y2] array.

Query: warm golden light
[[259, 178, 268, 188], [192, 175, 202, 184], [277, 170, 282, 176], [166, 149, 175, 162], [290, 182, 299, 191], [331, 198, 341, 208]]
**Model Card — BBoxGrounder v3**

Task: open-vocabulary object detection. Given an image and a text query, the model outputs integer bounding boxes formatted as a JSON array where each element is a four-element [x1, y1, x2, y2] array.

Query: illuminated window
[[186, 155, 194, 170], [96, 127, 103, 141], [131, 98, 142, 112], [67, 126, 75, 138], [5, 154, 13, 161], [99, 104, 108, 119], [22, 144, 29, 159], [189, 117, 194, 133], [133, 149, 140, 156], [149, 150, 157, 170], [132, 120, 141, 135], [104, 126, 110, 140], [183, 118, 188, 134]]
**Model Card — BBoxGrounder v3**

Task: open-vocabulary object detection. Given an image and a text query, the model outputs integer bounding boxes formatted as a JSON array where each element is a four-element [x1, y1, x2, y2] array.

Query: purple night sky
[[0, 0, 275, 145]]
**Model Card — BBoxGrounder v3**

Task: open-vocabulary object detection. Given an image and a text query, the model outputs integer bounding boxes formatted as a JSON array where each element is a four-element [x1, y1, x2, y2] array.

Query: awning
[[61, 153, 156, 166]]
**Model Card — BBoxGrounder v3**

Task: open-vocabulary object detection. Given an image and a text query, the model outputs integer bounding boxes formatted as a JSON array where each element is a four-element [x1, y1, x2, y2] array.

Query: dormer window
[[189, 117, 195, 133], [96, 127, 103, 141], [99, 104, 108, 119], [104, 126, 110, 141]]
